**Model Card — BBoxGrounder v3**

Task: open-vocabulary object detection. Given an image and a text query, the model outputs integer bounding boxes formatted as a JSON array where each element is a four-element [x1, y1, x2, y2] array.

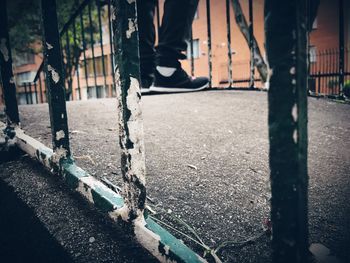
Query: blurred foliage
[[344, 80, 350, 97], [7, 0, 106, 97], [8, 0, 83, 54]]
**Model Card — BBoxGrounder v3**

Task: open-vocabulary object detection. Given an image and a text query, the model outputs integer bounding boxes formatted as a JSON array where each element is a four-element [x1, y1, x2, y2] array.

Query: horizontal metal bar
[[310, 72, 350, 78], [9, 124, 206, 263]]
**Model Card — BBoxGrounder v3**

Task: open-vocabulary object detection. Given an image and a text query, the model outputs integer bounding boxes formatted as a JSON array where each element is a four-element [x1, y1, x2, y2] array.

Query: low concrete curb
[[1, 122, 206, 263]]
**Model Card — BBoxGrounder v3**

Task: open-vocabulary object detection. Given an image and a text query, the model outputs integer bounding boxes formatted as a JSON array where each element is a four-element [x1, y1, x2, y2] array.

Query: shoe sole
[[150, 82, 209, 93], [141, 88, 151, 94]]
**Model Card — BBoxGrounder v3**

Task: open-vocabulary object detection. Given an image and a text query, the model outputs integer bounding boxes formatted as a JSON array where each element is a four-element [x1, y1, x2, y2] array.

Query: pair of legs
[[137, 0, 208, 93]]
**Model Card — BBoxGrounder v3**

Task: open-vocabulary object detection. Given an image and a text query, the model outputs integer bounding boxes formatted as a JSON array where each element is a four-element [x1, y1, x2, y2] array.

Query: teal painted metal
[[41, 0, 71, 158], [145, 217, 206, 263], [12, 124, 206, 263], [111, 0, 146, 221]]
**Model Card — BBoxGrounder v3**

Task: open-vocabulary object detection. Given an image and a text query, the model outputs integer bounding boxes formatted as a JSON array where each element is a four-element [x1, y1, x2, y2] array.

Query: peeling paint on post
[[0, 0, 20, 126], [111, 0, 146, 221], [41, 0, 71, 160], [265, 0, 309, 262]]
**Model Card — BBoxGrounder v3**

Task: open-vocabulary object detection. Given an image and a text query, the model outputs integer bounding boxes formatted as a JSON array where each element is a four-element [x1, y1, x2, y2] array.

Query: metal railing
[[0, 0, 322, 262], [2, 0, 346, 105], [309, 48, 350, 97]]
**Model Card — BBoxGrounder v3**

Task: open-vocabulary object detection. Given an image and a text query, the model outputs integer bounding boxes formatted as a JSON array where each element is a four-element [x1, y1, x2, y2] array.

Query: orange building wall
[[180, 0, 265, 87], [1, 0, 349, 107]]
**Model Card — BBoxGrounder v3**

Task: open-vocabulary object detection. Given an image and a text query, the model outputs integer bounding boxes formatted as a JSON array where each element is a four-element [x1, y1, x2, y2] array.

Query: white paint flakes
[[293, 130, 298, 144], [51, 146, 68, 164], [56, 130, 65, 141], [77, 177, 94, 203], [9, 77, 15, 84], [0, 38, 9, 62], [127, 0, 136, 3], [292, 104, 298, 122], [126, 19, 136, 39], [46, 42, 53, 50], [126, 77, 146, 185], [47, 64, 60, 83], [133, 217, 165, 262]]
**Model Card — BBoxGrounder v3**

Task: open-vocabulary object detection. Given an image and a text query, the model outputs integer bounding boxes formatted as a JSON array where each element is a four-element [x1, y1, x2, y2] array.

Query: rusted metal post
[[190, 28, 195, 77], [338, 0, 344, 97], [0, 0, 20, 126], [248, 0, 255, 89], [265, 0, 309, 262], [107, 1, 115, 94], [206, 0, 213, 88], [111, 0, 146, 221], [41, 0, 71, 159], [226, 0, 233, 87]]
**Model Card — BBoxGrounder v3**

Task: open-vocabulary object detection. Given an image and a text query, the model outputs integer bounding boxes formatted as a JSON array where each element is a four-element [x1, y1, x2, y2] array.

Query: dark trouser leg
[[137, 0, 156, 85], [156, 0, 199, 68]]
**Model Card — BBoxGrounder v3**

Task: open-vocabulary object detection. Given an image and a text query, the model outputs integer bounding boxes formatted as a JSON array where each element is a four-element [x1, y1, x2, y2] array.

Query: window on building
[[186, 39, 200, 59], [84, 55, 108, 77], [102, 24, 110, 45], [16, 71, 35, 84], [309, 46, 317, 63], [14, 53, 35, 66], [87, 85, 107, 99], [17, 91, 37, 105]]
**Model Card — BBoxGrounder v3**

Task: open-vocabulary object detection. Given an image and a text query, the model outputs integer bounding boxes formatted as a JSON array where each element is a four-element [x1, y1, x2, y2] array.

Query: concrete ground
[[1, 90, 349, 263]]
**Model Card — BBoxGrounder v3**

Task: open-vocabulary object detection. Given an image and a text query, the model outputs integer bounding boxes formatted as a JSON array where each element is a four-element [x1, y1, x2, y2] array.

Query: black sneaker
[[150, 67, 209, 93]]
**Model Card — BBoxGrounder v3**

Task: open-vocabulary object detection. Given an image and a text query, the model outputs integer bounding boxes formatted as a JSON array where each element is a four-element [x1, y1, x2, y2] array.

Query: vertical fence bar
[[28, 83, 33, 104], [0, 0, 20, 125], [226, 0, 233, 87], [72, 19, 81, 100], [111, 0, 146, 220], [80, 12, 89, 92], [65, 31, 72, 99], [88, 2, 98, 89], [248, 0, 255, 89], [24, 83, 29, 104], [34, 82, 38, 104], [190, 28, 195, 77], [156, 0, 161, 35], [39, 74, 43, 103], [97, 0, 107, 90], [41, 0, 71, 158], [206, 0, 212, 88], [107, 0, 115, 94], [265, 0, 309, 262], [338, 0, 344, 97]]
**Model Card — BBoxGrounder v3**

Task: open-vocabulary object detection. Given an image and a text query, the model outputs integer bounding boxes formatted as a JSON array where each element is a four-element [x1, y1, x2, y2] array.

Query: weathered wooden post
[[41, 0, 71, 160], [0, 0, 20, 127], [265, 0, 309, 262], [111, 0, 146, 221]]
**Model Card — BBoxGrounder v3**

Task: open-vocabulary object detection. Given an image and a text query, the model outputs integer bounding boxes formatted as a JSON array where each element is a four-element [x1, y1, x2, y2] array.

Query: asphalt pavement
[[0, 90, 349, 263]]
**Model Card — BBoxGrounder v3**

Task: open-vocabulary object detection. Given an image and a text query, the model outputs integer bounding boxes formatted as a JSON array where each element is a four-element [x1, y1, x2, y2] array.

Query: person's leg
[[156, 0, 199, 68], [137, 0, 156, 91], [151, 0, 209, 93]]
